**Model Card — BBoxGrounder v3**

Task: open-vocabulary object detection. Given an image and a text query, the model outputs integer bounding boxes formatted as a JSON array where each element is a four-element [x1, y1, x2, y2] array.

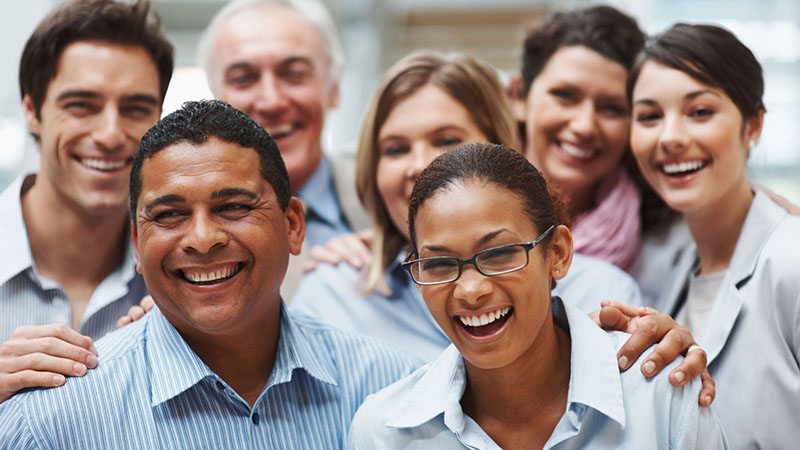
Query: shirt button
[[252, 413, 260, 425], [216, 381, 224, 391]]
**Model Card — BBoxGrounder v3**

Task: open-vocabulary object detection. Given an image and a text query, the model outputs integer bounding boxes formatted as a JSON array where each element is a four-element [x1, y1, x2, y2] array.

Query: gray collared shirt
[[0, 174, 146, 343]]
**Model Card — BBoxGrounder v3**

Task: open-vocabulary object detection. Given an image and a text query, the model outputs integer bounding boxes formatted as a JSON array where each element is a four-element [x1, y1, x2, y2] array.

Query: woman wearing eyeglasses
[[347, 143, 726, 449]]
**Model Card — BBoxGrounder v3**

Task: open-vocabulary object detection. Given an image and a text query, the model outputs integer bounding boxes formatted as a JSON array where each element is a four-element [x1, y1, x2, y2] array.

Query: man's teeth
[[459, 306, 511, 327], [265, 124, 294, 138], [662, 160, 706, 175], [560, 142, 596, 160], [183, 266, 237, 283], [80, 158, 127, 172]]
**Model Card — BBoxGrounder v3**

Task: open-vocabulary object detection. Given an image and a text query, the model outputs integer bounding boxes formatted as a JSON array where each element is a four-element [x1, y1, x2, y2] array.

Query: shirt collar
[[146, 306, 216, 407], [0, 174, 36, 285], [727, 189, 786, 284], [384, 297, 626, 431], [557, 296, 626, 428], [385, 344, 466, 430], [267, 305, 339, 388], [146, 303, 338, 408], [294, 155, 342, 228]]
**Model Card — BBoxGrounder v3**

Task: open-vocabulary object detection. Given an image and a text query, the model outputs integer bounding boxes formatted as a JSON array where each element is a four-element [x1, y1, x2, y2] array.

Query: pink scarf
[[571, 167, 642, 272]]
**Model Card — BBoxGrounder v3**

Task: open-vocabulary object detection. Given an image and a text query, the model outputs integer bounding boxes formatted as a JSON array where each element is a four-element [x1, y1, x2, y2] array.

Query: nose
[[252, 73, 289, 116], [405, 143, 438, 180], [92, 106, 126, 152], [659, 114, 690, 155], [569, 101, 598, 140], [453, 264, 493, 304], [179, 211, 229, 254]]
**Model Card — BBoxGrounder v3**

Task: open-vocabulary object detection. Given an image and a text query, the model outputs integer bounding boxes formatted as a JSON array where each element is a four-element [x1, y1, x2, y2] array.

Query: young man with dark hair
[[0, 100, 419, 448], [0, 0, 173, 403]]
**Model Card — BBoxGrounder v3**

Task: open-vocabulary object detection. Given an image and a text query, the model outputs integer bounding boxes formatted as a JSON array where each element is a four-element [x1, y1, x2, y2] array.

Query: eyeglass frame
[[402, 225, 556, 286]]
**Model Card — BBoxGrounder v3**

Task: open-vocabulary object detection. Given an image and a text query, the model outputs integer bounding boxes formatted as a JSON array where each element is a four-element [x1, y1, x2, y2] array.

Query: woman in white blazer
[[629, 23, 800, 449]]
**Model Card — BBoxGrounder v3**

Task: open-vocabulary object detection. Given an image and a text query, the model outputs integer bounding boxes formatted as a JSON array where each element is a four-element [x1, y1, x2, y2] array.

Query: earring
[[749, 139, 756, 150]]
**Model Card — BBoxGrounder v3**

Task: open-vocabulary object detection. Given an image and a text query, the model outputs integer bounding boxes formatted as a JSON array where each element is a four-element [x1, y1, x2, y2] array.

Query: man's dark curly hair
[[129, 100, 290, 222]]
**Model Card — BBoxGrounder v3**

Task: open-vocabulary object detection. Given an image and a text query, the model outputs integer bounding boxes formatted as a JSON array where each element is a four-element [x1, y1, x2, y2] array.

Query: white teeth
[[459, 306, 511, 327], [662, 160, 706, 175], [80, 158, 127, 172], [184, 266, 237, 283], [265, 124, 294, 138], [559, 142, 596, 160]]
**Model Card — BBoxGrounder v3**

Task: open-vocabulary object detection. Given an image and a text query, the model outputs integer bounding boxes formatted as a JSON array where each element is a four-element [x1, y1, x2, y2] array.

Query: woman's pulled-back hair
[[408, 143, 568, 256], [627, 23, 766, 121], [357, 51, 518, 295], [518, 5, 644, 97]]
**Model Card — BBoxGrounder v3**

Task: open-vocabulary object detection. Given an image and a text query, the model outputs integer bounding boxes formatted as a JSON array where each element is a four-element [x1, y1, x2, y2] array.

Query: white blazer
[[652, 190, 800, 449]]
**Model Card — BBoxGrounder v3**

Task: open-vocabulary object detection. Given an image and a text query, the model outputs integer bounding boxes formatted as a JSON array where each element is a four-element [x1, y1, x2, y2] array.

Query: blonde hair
[[356, 51, 519, 294]]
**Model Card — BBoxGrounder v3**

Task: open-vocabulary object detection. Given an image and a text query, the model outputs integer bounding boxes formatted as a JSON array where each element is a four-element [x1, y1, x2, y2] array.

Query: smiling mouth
[[178, 262, 244, 285], [558, 141, 598, 160], [76, 156, 133, 172], [456, 306, 513, 337], [660, 160, 708, 177], [264, 123, 299, 140]]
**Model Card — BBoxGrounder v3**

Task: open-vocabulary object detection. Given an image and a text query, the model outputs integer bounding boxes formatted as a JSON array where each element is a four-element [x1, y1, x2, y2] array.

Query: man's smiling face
[[132, 137, 303, 337]]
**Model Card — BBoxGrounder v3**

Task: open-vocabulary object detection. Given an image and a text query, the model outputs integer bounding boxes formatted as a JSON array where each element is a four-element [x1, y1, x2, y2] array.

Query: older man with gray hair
[[197, 0, 366, 250]]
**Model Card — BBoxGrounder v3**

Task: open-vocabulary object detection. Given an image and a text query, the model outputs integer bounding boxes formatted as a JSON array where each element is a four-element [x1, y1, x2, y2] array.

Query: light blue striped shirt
[[0, 304, 421, 449], [0, 174, 146, 343], [348, 297, 727, 449]]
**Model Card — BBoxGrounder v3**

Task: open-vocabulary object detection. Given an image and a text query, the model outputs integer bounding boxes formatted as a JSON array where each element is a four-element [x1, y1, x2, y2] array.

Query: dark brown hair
[[627, 23, 766, 121], [518, 5, 644, 97], [407, 143, 569, 256], [19, 0, 174, 117]]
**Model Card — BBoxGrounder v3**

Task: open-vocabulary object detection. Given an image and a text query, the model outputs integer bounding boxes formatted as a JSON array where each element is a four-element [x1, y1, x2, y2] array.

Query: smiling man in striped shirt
[[0, 100, 420, 449]]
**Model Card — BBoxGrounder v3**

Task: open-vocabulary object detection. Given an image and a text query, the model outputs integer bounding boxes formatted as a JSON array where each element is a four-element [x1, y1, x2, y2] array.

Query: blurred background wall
[[3, 0, 799, 202]]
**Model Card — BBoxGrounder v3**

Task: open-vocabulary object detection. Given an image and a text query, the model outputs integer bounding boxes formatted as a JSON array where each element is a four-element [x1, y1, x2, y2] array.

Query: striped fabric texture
[[0, 305, 421, 449], [0, 174, 146, 343]]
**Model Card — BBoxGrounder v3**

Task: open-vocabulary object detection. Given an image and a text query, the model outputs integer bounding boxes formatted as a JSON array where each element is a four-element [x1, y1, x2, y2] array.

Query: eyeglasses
[[402, 225, 555, 285]]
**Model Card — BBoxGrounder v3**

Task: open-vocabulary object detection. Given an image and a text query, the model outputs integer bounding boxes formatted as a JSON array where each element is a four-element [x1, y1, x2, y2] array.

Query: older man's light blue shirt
[[0, 304, 420, 449], [291, 252, 642, 362], [295, 156, 353, 248], [0, 174, 146, 343], [347, 298, 727, 449]]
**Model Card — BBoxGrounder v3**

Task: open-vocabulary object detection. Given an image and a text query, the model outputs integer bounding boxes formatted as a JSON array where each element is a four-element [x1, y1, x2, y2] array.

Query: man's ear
[[509, 73, 528, 123], [327, 79, 340, 109], [548, 225, 573, 281], [285, 197, 305, 256], [22, 95, 41, 139], [131, 220, 143, 274]]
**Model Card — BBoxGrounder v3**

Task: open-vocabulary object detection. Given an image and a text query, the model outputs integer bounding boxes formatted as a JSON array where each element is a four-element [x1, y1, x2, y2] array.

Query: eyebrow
[[211, 188, 258, 200], [143, 194, 184, 215], [56, 90, 101, 102], [634, 89, 721, 106], [420, 229, 508, 254], [380, 125, 466, 142], [121, 94, 159, 106], [280, 56, 314, 68], [224, 62, 256, 77]]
